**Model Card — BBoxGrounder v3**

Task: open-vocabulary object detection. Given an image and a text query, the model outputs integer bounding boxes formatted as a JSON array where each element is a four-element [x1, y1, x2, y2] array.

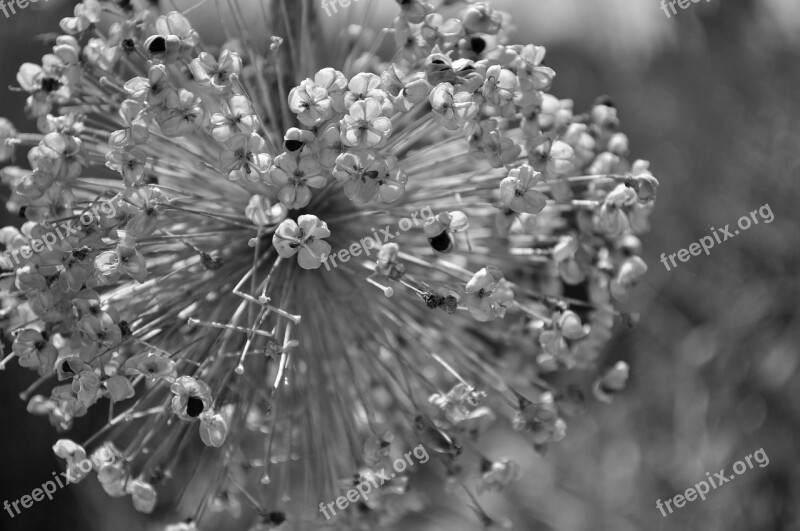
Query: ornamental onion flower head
[[0, 0, 657, 528]]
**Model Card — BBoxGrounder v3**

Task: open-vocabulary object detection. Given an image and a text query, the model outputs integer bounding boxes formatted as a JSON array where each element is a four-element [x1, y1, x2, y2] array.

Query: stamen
[[366, 277, 394, 297]]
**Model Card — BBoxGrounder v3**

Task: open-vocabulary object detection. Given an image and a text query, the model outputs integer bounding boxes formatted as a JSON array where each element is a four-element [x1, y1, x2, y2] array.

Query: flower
[[593, 361, 630, 403], [478, 458, 521, 493], [190, 50, 242, 92], [157, 89, 205, 137], [499, 164, 547, 214], [465, 266, 514, 322], [53, 439, 91, 483], [12, 329, 57, 375], [124, 64, 170, 105], [199, 410, 228, 447], [210, 94, 259, 143], [127, 478, 158, 514], [98, 460, 129, 497], [511, 44, 556, 91], [170, 376, 213, 420], [109, 100, 149, 149], [482, 65, 518, 107], [0, 1, 657, 528], [272, 215, 331, 269], [0, 118, 17, 162], [288, 78, 333, 127], [341, 97, 392, 148], [124, 351, 177, 381], [220, 133, 272, 182], [105, 147, 148, 187], [430, 82, 479, 130], [267, 152, 325, 208], [60, 0, 102, 35]]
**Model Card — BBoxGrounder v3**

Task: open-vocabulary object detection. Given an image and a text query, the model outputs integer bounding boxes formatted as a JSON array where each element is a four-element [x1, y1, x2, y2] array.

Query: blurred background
[[1, 0, 799, 530]]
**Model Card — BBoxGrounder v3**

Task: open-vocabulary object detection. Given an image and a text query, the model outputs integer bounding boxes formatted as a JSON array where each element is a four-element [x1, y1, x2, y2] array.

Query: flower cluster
[[0, 0, 656, 529]]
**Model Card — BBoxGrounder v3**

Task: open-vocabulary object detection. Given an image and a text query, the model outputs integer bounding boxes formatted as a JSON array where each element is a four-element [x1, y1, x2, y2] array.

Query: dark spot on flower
[[594, 95, 615, 108], [284, 139, 303, 152], [261, 511, 286, 525], [72, 246, 92, 260], [17, 206, 27, 218], [122, 39, 135, 53], [186, 396, 205, 418], [201, 252, 224, 271], [41, 77, 61, 93], [148, 466, 165, 484], [471, 36, 487, 54], [58, 359, 75, 377], [428, 231, 450, 252], [148, 37, 167, 55], [118, 320, 132, 338], [357, 502, 371, 513], [34, 341, 45, 350], [116, 0, 133, 11]]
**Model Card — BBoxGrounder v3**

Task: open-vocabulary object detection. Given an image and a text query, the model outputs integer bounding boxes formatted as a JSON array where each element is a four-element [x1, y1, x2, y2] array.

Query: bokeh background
[[1, 0, 799, 530]]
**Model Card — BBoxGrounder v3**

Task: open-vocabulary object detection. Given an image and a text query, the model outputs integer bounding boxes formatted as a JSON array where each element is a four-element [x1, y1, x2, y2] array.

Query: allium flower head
[[0, 0, 657, 528]]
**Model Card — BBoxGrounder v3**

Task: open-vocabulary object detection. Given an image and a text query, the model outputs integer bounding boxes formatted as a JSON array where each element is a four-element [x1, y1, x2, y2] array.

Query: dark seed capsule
[[186, 396, 205, 418], [148, 37, 167, 54], [58, 359, 75, 377], [262, 511, 285, 525], [471, 36, 487, 54], [428, 231, 451, 252], [284, 139, 304, 152], [41, 77, 61, 93]]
